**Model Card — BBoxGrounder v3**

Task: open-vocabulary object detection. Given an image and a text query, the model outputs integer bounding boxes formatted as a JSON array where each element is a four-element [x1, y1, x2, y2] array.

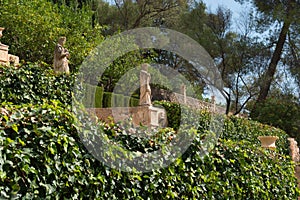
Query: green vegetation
[[0, 64, 74, 106], [0, 64, 299, 198], [0, 0, 300, 198], [0, 0, 104, 70]]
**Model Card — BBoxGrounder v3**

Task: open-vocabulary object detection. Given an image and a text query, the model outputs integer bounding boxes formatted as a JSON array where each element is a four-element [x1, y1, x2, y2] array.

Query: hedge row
[[83, 84, 139, 108], [0, 101, 299, 199]]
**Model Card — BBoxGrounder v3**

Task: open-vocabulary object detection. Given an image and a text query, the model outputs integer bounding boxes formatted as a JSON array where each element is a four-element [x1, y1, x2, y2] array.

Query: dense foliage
[[156, 101, 290, 155], [0, 64, 74, 107], [0, 0, 299, 194], [0, 0, 104, 70], [250, 95, 300, 143], [0, 100, 298, 199]]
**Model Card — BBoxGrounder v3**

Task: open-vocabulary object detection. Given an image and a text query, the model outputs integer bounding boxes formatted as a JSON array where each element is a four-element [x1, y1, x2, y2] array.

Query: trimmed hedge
[[0, 101, 299, 199], [113, 94, 125, 107], [102, 92, 112, 107], [129, 96, 139, 107], [83, 84, 103, 108]]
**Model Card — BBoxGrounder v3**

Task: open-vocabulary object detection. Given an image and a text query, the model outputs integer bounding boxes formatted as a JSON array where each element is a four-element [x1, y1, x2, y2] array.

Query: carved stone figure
[[53, 37, 70, 74], [0, 27, 4, 42], [139, 63, 152, 106]]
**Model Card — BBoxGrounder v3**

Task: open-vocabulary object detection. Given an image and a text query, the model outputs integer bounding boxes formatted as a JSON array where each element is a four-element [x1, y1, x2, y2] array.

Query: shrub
[[0, 0, 104, 69], [82, 84, 103, 108], [154, 101, 182, 130], [0, 101, 299, 199], [102, 92, 112, 107], [155, 101, 290, 156], [222, 115, 290, 155]]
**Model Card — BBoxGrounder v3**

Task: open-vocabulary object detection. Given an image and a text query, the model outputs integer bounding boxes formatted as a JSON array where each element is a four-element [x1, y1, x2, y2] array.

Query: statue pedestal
[[88, 105, 167, 129], [132, 105, 167, 128], [0, 44, 9, 65], [124, 105, 167, 128], [0, 27, 20, 67]]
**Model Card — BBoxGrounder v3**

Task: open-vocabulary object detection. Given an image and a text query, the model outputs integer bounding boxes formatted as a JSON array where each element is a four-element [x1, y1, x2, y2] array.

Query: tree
[[235, 0, 300, 116], [180, 3, 267, 115], [0, 0, 104, 70], [90, 0, 190, 34]]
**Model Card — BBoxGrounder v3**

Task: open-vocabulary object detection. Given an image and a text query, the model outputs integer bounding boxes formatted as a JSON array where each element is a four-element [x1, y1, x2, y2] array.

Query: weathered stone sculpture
[[139, 63, 152, 106], [53, 36, 70, 74], [0, 27, 3, 40]]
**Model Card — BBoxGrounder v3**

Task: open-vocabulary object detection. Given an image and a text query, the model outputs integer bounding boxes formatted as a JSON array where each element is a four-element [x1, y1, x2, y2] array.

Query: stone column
[[139, 63, 152, 106], [181, 84, 187, 104]]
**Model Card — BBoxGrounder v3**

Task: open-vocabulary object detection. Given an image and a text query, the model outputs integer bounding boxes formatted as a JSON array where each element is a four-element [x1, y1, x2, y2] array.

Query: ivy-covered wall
[[0, 63, 299, 199]]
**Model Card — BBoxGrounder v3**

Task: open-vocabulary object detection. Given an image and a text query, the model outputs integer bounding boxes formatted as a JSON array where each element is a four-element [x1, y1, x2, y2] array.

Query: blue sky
[[202, 0, 245, 20], [202, 0, 242, 13]]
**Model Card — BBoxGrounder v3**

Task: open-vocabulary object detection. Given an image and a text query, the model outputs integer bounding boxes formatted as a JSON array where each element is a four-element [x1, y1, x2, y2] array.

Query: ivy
[[0, 101, 299, 199], [0, 64, 299, 199], [0, 63, 74, 107]]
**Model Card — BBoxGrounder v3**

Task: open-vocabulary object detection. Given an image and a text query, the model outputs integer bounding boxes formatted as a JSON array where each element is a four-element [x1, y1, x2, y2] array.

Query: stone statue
[[53, 36, 70, 74], [0, 27, 4, 42], [139, 63, 152, 106]]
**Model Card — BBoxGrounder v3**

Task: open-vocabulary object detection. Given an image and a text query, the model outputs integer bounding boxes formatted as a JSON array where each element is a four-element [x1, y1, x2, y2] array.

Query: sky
[[201, 0, 252, 29], [202, 0, 243, 17]]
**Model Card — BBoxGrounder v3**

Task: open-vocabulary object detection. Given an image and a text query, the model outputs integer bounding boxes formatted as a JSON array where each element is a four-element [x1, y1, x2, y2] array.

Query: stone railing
[[172, 92, 226, 114], [152, 87, 226, 114]]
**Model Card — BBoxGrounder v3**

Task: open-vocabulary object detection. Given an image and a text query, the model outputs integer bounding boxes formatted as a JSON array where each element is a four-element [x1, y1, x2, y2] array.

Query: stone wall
[[172, 92, 226, 114]]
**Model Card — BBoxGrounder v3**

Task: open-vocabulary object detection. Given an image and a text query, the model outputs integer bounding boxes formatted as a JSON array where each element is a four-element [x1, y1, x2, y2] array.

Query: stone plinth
[[148, 106, 167, 127], [87, 106, 167, 128], [0, 44, 9, 64], [0, 27, 19, 67]]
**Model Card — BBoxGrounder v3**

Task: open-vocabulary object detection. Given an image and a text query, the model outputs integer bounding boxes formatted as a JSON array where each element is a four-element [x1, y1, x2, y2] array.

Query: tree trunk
[[256, 20, 291, 103]]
